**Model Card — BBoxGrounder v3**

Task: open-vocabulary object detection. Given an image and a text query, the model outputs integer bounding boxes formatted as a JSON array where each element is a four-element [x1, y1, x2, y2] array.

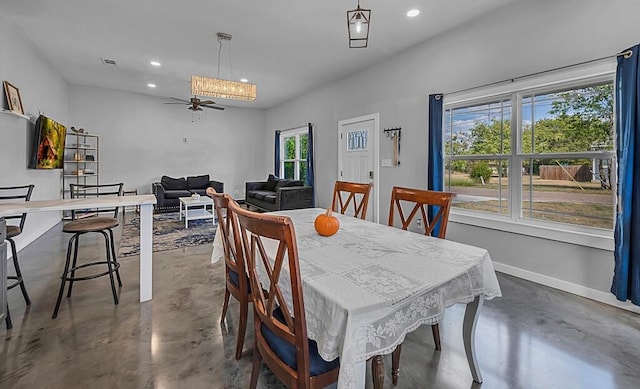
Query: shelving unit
[[62, 132, 100, 219]]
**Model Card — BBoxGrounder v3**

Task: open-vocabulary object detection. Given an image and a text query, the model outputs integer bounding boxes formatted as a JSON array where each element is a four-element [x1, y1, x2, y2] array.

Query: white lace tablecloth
[[212, 208, 502, 389]]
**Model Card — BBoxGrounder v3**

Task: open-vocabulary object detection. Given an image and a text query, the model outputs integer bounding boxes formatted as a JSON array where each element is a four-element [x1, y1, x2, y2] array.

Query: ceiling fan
[[164, 96, 225, 111]]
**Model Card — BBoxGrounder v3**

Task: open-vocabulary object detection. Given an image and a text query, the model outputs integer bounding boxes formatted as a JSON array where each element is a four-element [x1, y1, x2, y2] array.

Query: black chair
[[0, 185, 35, 329], [53, 183, 124, 319]]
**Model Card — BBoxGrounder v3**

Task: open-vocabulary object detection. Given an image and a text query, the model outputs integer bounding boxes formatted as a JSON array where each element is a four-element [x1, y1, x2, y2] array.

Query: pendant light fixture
[[347, 0, 371, 48], [191, 32, 257, 102]]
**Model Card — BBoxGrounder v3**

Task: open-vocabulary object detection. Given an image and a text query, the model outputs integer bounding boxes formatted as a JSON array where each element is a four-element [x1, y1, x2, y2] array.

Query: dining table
[[212, 207, 502, 389], [0, 195, 157, 305]]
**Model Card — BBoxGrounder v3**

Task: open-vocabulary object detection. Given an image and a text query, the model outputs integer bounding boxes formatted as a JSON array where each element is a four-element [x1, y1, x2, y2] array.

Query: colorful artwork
[[32, 115, 66, 169]]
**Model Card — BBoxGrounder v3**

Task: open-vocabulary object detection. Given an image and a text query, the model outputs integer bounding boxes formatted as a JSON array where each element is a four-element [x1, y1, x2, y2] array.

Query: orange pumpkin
[[314, 208, 340, 236]]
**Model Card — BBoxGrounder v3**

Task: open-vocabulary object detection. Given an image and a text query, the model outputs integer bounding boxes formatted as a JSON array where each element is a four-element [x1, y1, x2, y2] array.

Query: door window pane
[[347, 130, 368, 151]]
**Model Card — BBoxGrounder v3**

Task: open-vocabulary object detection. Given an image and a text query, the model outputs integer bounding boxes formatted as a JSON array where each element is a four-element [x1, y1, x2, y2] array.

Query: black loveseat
[[245, 174, 313, 212], [152, 174, 223, 213]]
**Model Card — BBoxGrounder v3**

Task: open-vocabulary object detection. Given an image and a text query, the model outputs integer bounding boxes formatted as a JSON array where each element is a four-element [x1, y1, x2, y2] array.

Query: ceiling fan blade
[[164, 102, 188, 104], [201, 104, 225, 111], [199, 100, 215, 105], [169, 97, 189, 102]]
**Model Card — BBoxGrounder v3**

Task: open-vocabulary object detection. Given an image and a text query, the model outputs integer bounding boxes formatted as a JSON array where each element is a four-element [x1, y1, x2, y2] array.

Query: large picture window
[[280, 127, 308, 181], [444, 79, 615, 232]]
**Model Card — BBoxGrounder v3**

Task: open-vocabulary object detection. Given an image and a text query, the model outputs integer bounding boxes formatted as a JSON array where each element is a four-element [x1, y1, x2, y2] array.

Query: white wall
[[265, 0, 640, 311], [0, 16, 69, 248], [68, 85, 266, 199]]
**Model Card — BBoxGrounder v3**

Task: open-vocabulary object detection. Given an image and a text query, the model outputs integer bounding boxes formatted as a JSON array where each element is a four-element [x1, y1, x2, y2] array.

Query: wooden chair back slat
[[331, 181, 373, 219], [388, 186, 455, 238]]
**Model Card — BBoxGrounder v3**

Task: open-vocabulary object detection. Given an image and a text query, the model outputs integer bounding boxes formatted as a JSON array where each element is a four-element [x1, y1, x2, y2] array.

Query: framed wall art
[[3, 81, 24, 114]]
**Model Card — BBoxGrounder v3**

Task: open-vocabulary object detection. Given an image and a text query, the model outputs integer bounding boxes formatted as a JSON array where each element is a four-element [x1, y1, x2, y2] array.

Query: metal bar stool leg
[[8, 237, 31, 306], [53, 234, 77, 319], [5, 304, 11, 329], [108, 229, 122, 287], [101, 231, 119, 305], [66, 234, 81, 298]]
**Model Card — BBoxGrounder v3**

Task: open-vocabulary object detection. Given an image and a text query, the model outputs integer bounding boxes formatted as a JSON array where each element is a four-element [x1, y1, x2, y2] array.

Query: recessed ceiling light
[[240, 78, 249, 83], [150, 61, 161, 67], [147, 83, 157, 88], [407, 9, 420, 18]]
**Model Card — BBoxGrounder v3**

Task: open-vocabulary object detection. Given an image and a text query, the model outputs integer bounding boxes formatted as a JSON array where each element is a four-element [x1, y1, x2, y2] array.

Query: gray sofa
[[245, 174, 313, 212], [152, 174, 223, 213]]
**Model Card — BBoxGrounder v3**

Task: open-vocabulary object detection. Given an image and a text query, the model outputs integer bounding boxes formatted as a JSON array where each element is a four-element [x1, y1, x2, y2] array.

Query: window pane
[[347, 130, 368, 151], [445, 99, 511, 156], [284, 161, 294, 179], [299, 162, 307, 183], [284, 136, 296, 159], [521, 158, 613, 229], [521, 83, 614, 154], [300, 134, 308, 159], [445, 158, 509, 215]]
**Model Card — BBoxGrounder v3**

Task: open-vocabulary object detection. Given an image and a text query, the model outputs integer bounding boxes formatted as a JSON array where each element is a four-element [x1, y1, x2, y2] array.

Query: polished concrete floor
[[2, 217, 640, 388]]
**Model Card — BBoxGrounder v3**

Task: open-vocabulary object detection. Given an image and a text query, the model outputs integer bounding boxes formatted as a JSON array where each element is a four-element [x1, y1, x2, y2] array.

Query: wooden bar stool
[[0, 184, 35, 329], [52, 183, 124, 319]]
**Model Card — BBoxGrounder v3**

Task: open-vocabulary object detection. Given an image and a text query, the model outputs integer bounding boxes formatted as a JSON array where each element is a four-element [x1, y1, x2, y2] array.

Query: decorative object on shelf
[[3, 81, 24, 114], [347, 0, 371, 48], [85, 155, 95, 161], [314, 208, 340, 237], [191, 32, 257, 101], [384, 127, 402, 166], [70, 126, 85, 134]]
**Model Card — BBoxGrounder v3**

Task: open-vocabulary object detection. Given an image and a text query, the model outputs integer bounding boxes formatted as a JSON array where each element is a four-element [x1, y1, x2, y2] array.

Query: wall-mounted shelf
[[0, 109, 30, 120]]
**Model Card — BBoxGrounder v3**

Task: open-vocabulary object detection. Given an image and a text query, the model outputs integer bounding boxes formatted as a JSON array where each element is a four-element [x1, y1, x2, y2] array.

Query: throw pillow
[[266, 174, 279, 192], [275, 179, 304, 191], [187, 174, 210, 189], [161, 175, 187, 190]]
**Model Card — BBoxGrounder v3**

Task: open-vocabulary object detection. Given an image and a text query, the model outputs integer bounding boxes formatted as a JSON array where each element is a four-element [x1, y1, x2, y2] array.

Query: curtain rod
[[277, 123, 311, 133], [437, 49, 634, 99]]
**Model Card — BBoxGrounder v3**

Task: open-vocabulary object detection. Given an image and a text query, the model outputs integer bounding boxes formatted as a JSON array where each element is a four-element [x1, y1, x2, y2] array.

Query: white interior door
[[338, 114, 379, 222]]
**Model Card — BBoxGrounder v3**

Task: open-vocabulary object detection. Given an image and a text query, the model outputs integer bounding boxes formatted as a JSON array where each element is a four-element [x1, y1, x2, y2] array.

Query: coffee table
[[179, 196, 214, 228]]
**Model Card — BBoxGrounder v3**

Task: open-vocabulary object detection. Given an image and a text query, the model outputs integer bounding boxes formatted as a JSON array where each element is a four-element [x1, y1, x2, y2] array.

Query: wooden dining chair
[[211, 192, 252, 360], [228, 201, 340, 389], [331, 181, 373, 219], [387, 186, 455, 385]]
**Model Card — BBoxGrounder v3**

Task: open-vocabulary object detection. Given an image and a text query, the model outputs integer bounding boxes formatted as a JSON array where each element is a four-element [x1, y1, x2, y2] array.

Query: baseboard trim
[[493, 262, 640, 314]]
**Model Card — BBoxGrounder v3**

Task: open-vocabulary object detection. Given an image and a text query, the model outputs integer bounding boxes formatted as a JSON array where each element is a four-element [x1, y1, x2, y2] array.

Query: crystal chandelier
[[191, 33, 256, 101]]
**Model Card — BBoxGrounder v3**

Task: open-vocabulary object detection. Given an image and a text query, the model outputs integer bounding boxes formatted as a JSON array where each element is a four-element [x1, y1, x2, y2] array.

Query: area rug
[[117, 212, 216, 258]]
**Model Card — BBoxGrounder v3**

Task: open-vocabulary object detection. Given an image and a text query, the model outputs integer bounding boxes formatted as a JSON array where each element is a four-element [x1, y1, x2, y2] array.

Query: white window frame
[[280, 126, 308, 180], [443, 60, 617, 251]]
